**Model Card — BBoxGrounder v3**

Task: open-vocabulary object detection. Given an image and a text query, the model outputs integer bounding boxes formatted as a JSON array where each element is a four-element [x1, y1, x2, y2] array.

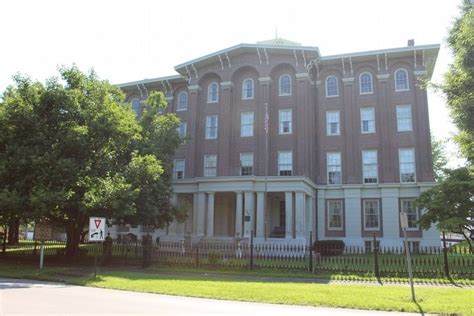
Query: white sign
[[400, 212, 409, 229], [89, 217, 106, 242]]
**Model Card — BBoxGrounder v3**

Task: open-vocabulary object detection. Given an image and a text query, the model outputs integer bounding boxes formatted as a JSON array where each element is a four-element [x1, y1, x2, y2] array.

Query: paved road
[[0, 278, 422, 316]]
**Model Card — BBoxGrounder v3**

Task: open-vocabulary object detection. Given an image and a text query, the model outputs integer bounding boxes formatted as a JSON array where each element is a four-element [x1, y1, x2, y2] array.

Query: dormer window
[[326, 76, 339, 97], [395, 69, 409, 91], [359, 72, 373, 94], [242, 78, 254, 100], [177, 91, 188, 111], [207, 82, 219, 103], [279, 74, 291, 96]]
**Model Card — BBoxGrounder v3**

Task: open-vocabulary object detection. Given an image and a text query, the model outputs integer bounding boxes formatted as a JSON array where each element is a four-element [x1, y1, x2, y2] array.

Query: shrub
[[314, 240, 345, 256]]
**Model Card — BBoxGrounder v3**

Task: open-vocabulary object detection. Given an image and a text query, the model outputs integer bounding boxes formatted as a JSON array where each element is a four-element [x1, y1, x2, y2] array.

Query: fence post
[[309, 231, 313, 273], [442, 231, 450, 278], [250, 230, 254, 270], [195, 244, 199, 268], [373, 233, 380, 278]]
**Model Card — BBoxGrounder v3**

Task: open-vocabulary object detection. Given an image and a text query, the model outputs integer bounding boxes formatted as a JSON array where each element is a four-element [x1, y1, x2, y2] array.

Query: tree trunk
[[2, 225, 8, 253], [65, 217, 85, 260], [460, 230, 473, 253], [7, 219, 20, 245]]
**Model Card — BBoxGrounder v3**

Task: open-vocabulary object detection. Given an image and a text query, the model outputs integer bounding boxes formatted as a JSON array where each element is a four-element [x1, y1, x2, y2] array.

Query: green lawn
[[0, 262, 472, 315]]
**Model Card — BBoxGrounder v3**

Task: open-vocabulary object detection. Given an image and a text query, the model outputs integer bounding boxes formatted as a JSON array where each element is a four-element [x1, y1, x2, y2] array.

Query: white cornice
[[376, 74, 390, 80], [188, 85, 201, 91], [342, 77, 355, 84], [414, 70, 428, 77], [258, 77, 272, 83], [295, 73, 309, 79], [220, 81, 233, 87]]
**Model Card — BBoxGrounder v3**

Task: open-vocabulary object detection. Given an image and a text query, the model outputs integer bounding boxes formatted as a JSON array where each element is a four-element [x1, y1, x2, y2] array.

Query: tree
[[415, 167, 474, 252], [442, 0, 474, 162], [431, 136, 449, 181], [0, 67, 182, 257]]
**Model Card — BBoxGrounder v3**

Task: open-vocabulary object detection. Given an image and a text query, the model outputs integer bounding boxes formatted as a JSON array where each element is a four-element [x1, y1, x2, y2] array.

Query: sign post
[[89, 217, 106, 278], [34, 223, 52, 270], [400, 211, 416, 302]]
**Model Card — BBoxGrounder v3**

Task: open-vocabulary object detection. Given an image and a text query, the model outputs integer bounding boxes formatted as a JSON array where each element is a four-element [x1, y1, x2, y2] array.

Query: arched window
[[131, 98, 141, 117], [242, 78, 254, 100], [177, 91, 188, 111], [395, 68, 409, 91], [359, 72, 373, 94], [326, 76, 339, 97], [279, 74, 291, 96], [207, 82, 219, 103]]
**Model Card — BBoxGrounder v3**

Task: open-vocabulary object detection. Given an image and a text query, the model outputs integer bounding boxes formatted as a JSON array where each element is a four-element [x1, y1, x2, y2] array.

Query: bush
[[314, 240, 345, 256]]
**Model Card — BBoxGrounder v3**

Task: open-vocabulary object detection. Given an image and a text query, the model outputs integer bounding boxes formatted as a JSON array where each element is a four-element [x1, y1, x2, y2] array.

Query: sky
[[0, 0, 463, 165]]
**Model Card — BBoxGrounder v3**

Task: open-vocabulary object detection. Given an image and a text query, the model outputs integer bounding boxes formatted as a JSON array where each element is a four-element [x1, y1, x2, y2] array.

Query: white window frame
[[360, 107, 375, 134], [240, 112, 254, 137], [396, 105, 413, 132], [203, 154, 217, 177], [395, 68, 410, 92], [279, 74, 292, 96], [177, 91, 188, 111], [131, 98, 141, 117], [278, 151, 293, 176], [327, 200, 343, 231], [173, 159, 185, 180], [362, 150, 378, 184], [177, 121, 187, 139], [363, 199, 380, 230], [205, 115, 218, 139], [325, 76, 339, 97], [359, 72, 374, 95], [207, 82, 219, 103], [240, 152, 253, 176], [278, 109, 292, 134], [326, 111, 340, 136], [399, 148, 416, 183], [327, 152, 342, 185], [401, 199, 419, 230], [242, 78, 254, 100]]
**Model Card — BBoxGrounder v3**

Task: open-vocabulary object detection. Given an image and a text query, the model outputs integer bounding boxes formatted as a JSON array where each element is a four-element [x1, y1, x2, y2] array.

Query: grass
[[0, 262, 473, 315]]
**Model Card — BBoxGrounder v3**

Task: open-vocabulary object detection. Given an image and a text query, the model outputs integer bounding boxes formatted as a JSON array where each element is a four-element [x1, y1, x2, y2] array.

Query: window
[[279, 74, 291, 96], [203, 154, 217, 177], [327, 152, 342, 185], [131, 98, 141, 117], [363, 199, 380, 230], [207, 82, 219, 103], [399, 148, 416, 182], [326, 111, 340, 136], [326, 76, 339, 97], [206, 115, 218, 139], [327, 200, 343, 230], [242, 79, 254, 100], [396, 105, 412, 131], [240, 152, 253, 176], [395, 69, 409, 91], [360, 107, 375, 133], [401, 199, 419, 230], [278, 151, 292, 176], [173, 159, 185, 179], [364, 240, 380, 253], [279, 109, 292, 134], [362, 150, 378, 183], [177, 91, 188, 111], [359, 72, 373, 94], [177, 122, 187, 138], [240, 112, 254, 137]]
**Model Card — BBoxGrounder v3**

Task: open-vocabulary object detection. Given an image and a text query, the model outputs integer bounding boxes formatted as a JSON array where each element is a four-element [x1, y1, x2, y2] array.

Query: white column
[[317, 190, 326, 240], [305, 194, 313, 240], [243, 191, 255, 238], [168, 194, 178, 235], [295, 192, 306, 238], [381, 187, 400, 246], [197, 192, 206, 236], [256, 192, 265, 238], [285, 191, 293, 239], [235, 192, 243, 237], [206, 192, 215, 237], [344, 188, 362, 246], [192, 193, 199, 235]]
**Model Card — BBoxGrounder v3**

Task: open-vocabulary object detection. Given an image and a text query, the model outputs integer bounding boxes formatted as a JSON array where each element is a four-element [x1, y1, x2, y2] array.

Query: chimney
[[407, 39, 415, 47]]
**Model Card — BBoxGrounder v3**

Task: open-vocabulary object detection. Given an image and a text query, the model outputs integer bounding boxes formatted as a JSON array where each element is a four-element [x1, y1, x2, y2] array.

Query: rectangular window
[[364, 240, 380, 253], [203, 154, 217, 177], [279, 109, 292, 134], [327, 200, 343, 230], [173, 159, 185, 179], [206, 115, 218, 139], [177, 122, 187, 139], [396, 105, 412, 132], [240, 112, 254, 137], [401, 199, 419, 230], [360, 108, 375, 133], [362, 150, 378, 183], [363, 199, 380, 230], [327, 152, 342, 185], [278, 151, 292, 176], [240, 152, 253, 176], [399, 148, 416, 182], [326, 111, 340, 135]]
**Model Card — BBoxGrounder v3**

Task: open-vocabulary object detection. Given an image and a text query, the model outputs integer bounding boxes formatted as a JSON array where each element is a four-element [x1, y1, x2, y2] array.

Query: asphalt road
[[0, 278, 422, 316]]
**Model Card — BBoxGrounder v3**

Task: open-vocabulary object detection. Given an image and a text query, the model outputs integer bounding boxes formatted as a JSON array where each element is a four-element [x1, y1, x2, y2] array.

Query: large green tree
[[0, 67, 182, 257]]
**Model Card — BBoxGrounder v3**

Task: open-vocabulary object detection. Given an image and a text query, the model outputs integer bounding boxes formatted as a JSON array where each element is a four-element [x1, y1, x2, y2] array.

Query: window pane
[[206, 115, 218, 139], [327, 152, 342, 184], [241, 112, 254, 137], [396, 105, 412, 131], [399, 149, 415, 182], [395, 70, 409, 91], [280, 75, 291, 95], [326, 111, 340, 135], [240, 152, 253, 175], [328, 200, 343, 229], [364, 200, 380, 229], [360, 73, 373, 94], [362, 150, 378, 183], [279, 110, 292, 134], [204, 155, 217, 177], [278, 151, 292, 175], [326, 77, 338, 96], [177, 92, 188, 111], [361, 108, 375, 133]]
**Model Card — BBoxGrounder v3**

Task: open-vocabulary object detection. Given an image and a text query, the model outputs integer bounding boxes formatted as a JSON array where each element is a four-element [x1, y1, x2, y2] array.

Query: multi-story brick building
[[117, 38, 440, 248]]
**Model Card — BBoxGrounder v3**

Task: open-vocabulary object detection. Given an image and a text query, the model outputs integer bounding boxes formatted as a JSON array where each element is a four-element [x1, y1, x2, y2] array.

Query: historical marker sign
[[34, 223, 53, 241], [89, 217, 106, 242]]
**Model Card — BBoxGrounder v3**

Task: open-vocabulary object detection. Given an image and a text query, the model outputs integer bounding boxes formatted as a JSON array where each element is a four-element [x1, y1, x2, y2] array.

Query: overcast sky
[[0, 0, 463, 164]]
